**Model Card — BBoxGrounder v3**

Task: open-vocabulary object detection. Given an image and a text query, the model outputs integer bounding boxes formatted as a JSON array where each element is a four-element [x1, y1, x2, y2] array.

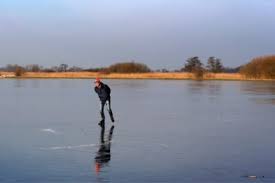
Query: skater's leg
[[99, 101, 106, 125], [106, 99, 115, 122]]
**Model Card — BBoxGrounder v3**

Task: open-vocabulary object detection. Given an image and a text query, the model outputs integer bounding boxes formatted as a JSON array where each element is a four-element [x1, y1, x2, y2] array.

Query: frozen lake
[[0, 79, 275, 182]]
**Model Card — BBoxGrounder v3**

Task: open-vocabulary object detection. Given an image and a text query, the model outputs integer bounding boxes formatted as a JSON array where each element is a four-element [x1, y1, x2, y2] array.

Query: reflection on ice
[[95, 125, 115, 174]]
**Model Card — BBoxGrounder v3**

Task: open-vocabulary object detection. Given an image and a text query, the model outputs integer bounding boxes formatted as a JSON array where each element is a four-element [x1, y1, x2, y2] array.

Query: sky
[[0, 0, 275, 70]]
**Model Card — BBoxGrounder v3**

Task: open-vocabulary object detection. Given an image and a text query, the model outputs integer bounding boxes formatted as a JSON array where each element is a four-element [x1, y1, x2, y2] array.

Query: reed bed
[[1, 72, 274, 80]]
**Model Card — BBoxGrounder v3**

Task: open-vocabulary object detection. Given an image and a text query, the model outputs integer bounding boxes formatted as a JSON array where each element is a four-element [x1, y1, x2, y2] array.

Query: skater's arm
[[106, 85, 111, 95], [94, 87, 98, 94]]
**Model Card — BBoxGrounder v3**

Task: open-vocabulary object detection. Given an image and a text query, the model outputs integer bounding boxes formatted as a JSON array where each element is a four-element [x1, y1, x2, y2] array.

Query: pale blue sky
[[0, 0, 275, 69]]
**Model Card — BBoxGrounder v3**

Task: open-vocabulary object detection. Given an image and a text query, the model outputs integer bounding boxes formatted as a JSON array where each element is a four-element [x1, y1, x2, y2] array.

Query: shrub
[[240, 55, 275, 79], [107, 62, 151, 73], [193, 67, 205, 80], [83, 67, 107, 72], [15, 66, 25, 77]]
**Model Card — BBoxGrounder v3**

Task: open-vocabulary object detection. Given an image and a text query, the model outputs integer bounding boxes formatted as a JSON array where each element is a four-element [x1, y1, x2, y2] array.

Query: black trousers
[[99, 98, 114, 121]]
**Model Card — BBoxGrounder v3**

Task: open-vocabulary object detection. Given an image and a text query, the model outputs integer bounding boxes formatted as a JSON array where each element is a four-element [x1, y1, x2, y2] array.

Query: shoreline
[[0, 72, 274, 81]]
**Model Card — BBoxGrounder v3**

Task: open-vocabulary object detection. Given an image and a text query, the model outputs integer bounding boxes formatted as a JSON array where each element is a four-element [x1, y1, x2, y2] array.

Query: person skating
[[94, 78, 115, 126]]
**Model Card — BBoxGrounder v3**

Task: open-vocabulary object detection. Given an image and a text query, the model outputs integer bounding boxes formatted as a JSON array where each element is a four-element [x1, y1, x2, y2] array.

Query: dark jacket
[[94, 82, 111, 102]]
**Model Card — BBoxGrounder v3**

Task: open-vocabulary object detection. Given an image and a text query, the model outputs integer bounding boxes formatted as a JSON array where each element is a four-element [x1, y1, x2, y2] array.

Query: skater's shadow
[[94, 125, 115, 174]]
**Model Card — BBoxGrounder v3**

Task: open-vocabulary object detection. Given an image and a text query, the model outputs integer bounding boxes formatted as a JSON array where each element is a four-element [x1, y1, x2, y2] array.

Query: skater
[[94, 78, 115, 126]]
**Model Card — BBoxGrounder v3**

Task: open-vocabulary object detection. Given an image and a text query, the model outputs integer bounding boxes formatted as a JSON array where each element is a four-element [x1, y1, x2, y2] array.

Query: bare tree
[[25, 64, 42, 72], [58, 64, 69, 72]]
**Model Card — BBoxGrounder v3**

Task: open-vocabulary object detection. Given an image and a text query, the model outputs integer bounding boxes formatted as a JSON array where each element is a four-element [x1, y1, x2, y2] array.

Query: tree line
[[2, 55, 274, 79], [0, 57, 238, 74], [0, 63, 152, 76]]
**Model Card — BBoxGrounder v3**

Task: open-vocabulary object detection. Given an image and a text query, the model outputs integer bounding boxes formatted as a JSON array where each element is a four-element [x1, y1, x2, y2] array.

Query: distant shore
[[0, 72, 274, 81]]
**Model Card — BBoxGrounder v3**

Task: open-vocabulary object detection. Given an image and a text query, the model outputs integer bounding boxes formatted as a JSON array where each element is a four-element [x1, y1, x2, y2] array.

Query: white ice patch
[[40, 144, 97, 150], [41, 128, 57, 134]]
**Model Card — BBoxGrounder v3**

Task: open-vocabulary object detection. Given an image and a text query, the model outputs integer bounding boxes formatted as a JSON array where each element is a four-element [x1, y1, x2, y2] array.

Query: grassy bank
[[2, 71, 275, 80], [0, 71, 270, 80]]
